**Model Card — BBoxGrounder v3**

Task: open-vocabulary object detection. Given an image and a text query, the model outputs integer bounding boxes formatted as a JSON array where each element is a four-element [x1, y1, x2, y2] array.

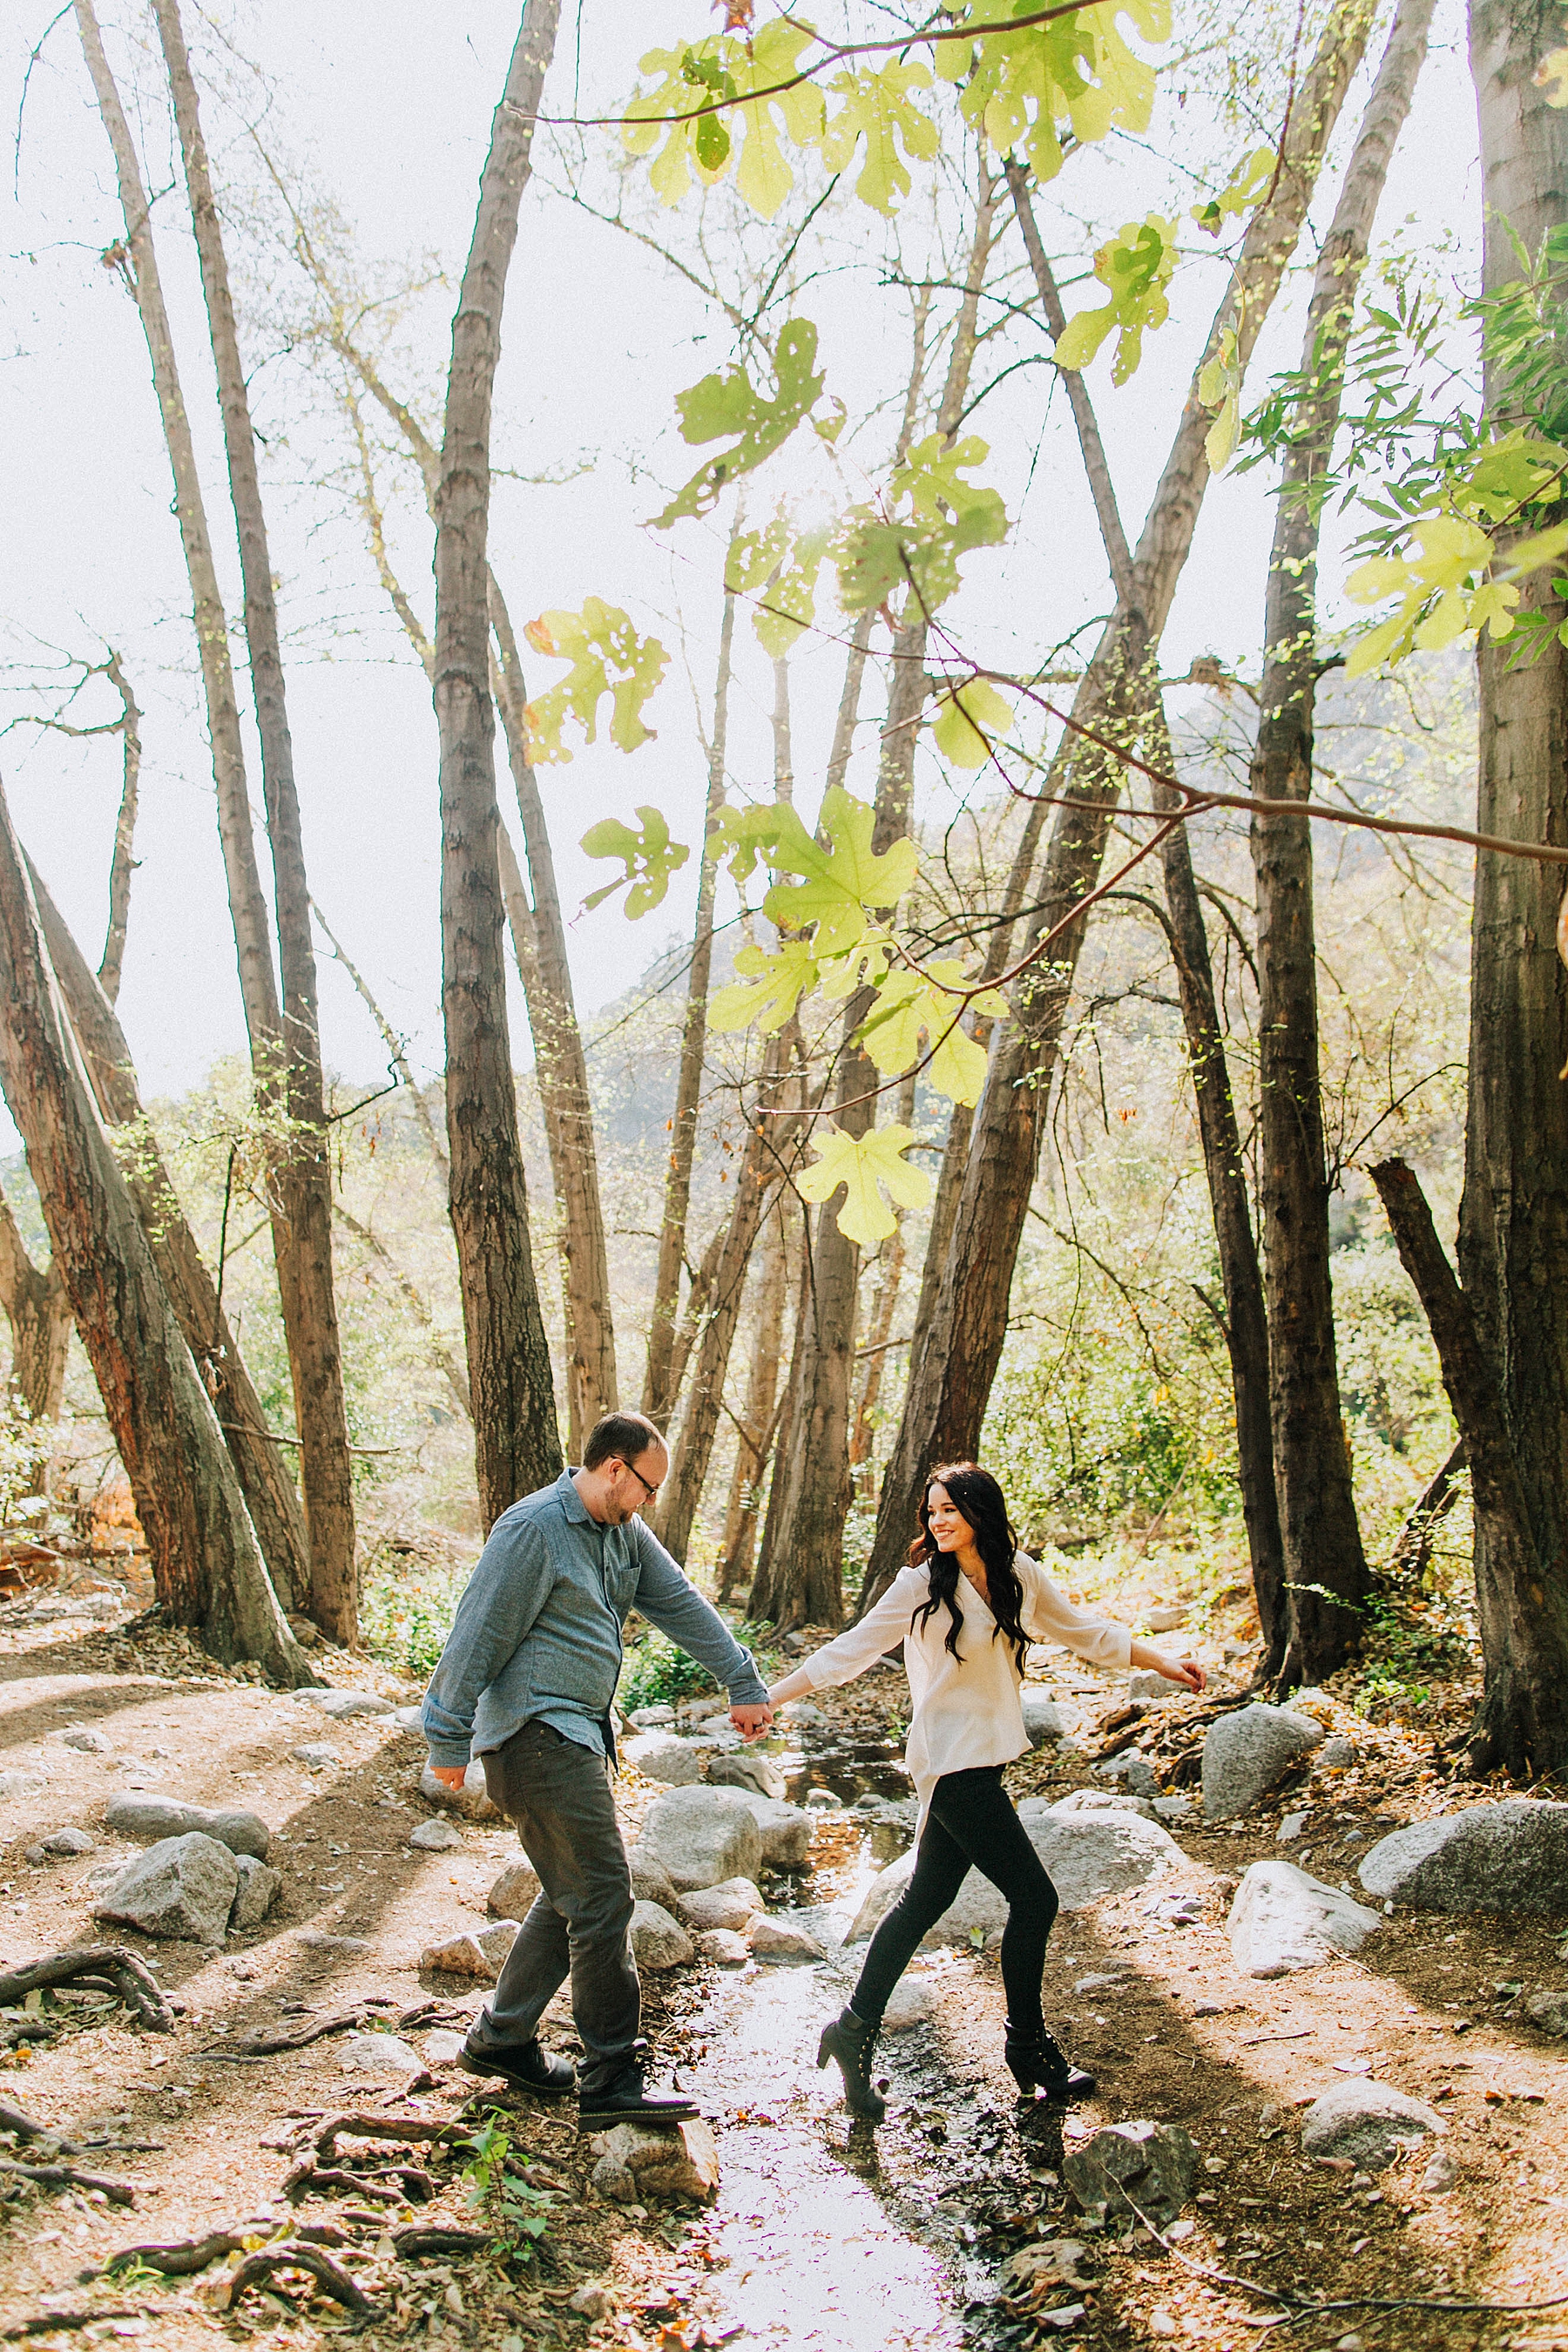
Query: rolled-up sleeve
[[631, 1527, 768, 1706], [1019, 1555, 1132, 1670], [798, 1568, 924, 1692]]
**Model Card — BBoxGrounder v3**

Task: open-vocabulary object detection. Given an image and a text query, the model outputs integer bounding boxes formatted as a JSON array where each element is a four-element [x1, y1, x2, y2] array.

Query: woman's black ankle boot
[[1004, 2020, 1096, 2102], [817, 2005, 887, 2122]]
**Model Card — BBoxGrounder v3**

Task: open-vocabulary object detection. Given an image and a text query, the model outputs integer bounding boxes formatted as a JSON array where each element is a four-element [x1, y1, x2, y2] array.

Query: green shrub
[[617, 1626, 719, 1712], [361, 1554, 470, 1683]]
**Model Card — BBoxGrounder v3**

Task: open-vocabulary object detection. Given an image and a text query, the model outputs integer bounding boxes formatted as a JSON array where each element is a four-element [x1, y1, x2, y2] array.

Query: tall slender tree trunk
[[434, 0, 564, 1525], [31, 863, 313, 1615], [155, 0, 357, 1641], [718, 1196, 789, 1599], [644, 585, 737, 1424], [856, 0, 1377, 1616], [0, 776, 314, 1684], [1455, 0, 1568, 1774], [0, 1191, 69, 1432], [1250, 0, 1432, 1684]]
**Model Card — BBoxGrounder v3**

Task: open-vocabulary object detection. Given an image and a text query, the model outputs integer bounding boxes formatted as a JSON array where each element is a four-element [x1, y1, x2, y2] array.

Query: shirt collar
[[558, 1468, 594, 1526]]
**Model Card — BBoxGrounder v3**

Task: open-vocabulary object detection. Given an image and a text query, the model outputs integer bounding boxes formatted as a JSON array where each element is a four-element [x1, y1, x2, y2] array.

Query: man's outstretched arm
[[632, 1524, 774, 1739]]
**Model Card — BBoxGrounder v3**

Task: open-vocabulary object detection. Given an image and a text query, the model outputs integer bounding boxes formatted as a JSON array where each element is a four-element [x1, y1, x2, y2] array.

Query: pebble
[[424, 2030, 469, 2065], [296, 1928, 371, 1954], [694, 1928, 750, 1967], [41, 1826, 94, 1855], [296, 1689, 394, 1719], [51, 1727, 112, 1754], [340, 2030, 421, 2077], [409, 1818, 463, 1851], [748, 1916, 824, 1964], [290, 1743, 342, 1770]]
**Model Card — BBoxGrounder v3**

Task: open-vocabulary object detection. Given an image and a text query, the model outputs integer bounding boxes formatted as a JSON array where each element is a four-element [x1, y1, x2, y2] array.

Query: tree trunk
[[155, 0, 357, 1641], [749, 1202, 818, 1624], [434, 0, 564, 1526], [1250, 0, 1432, 1684], [0, 776, 314, 1683], [31, 861, 314, 1616], [0, 1189, 69, 1430], [97, 649, 140, 1006], [1372, 1159, 1553, 1768], [1455, 0, 1568, 1775], [644, 586, 736, 1424], [855, 0, 1378, 1617], [717, 1195, 788, 1601]]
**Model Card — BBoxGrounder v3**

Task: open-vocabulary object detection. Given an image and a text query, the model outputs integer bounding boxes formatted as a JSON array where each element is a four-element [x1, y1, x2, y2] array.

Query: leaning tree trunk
[[1373, 1159, 1553, 1770], [0, 776, 314, 1684], [1250, 0, 1432, 1685], [30, 862, 313, 1615], [1455, 0, 1568, 1774], [0, 1189, 68, 1431], [155, 0, 357, 1639], [644, 584, 737, 1425], [855, 0, 1378, 1617], [434, 0, 564, 1525]]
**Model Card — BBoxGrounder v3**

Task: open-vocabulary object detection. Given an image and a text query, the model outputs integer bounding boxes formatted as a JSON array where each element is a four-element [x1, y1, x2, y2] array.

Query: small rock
[[627, 1707, 676, 1729], [1072, 1972, 1125, 1993], [803, 1788, 842, 1810], [290, 1743, 342, 1771], [1063, 2119, 1195, 2227], [1277, 1811, 1309, 1843], [588, 2118, 719, 2204], [675, 1878, 764, 1935], [1094, 1752, 1159, 1797], [1201, 1705, 1324, 1821], [1359, 1800, 1568, 1915], [1127, 1671, 1180, 1706], [0, 1770, 47, 1800], [84, 1862, 124, 1896], [51, 1727, 112, 1754], [1524, 1987, 1568, 2038], [393, 1705, 424, 1731], [779, 1700, 825, 1727], [422, 1921, 520, 1980], [570, 2284, 615, 2321], [229, 1854, 281, 1930], [409, 1818, 463, 1852], [695, 1928, 750, 1966], [1420, 2147, 1459, 2194], [424, 2029, 468, 2065], [626, 1846, 679, 1909], [621, 1733, 706, 1787], [1227, 1860, 1382, 1977], [297, 1688, 394, 1719], [1051, 1788, 1159, 1823], [730, 1792, 812, 1867], [1319, 1734, 1355, 1768], [882, 1979, 932, 2030], [1299, 2080, 1447, 2172], [92, 1833, 240, 1943], [296, 1927, 370, 1954], [488, 1858, 541, 1916], [639, 1785, 763, 1892], [419, 1760, 499, 1821], [708, 1750, 788, 1801], [40, 1826, 94, 1856], [340, 2030, 422, 2077], [1009, 2237, 1093, 2288], [631, 1901, 694, 1970], [748, 1916, 824, 1964], [1146, 1606, 1188, 1633], [105, 1794, 271, 1861], [1021, 1690, 1078, 1747], [23, 1844, 44, 1865]]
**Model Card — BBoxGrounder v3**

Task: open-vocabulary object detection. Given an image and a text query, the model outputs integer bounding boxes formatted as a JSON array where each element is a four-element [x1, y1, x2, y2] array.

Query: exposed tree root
[[312, 2112, 464, 2163], [2, 2308, 159, 2340], [0, 2099, 78, 2154], [214, 2240, 377, 2316], [0, 2159, 137, 2205], [0, 1945, 172, 2033], [104, 2230, 246, 2277], [391, 2224, 493, 2257], [216, 2000, 400, 2058], [283, 2159, 406, 2207]]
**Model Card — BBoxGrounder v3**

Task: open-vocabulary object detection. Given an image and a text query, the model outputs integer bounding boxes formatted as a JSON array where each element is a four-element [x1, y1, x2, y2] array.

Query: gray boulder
[[640, 1786, 763, 1891], [1202, 1705, 1324, 1821], [631, 1901, 694, 1971], [422, 1923, 519, 1980], [1049, 1788, 1159, 1824], [1094, 1752, 1159, 1797], [696, 1928, 750, 1966], [1127, 1671, 1181, 1706], [1227, 1860, 1381, 1977], [1525, 1987, 1568, 2038], [588, 2118, 719, 2205], [750, 1915, 825, 1963], [732, 1792, 812, 1868], [1319, 1734, 1355, 1768], [1021, 1690, 1078, 1747], [230, 1854, 282, 1931], [104, 1794, 271, 1862], [627, 1846, 679, 1909], [1358, 1800, 1568, 1915], [621, 1733, 705, 1787], [1299, 2080, 1446, 2172], [409, 1818, 462, 1852], [627, 1706, 676, 1729], [1064, 2120, 1195, 2228], [708, 1750, 788, 1801], [488, 1858, 541, 1917], [93, 1833, 240, 1943], [848, 1808, 1185, 1943], [419, 1760, 499, 1821], [676, 1878, 764, 1934], [296, 1689, 393, 1720]]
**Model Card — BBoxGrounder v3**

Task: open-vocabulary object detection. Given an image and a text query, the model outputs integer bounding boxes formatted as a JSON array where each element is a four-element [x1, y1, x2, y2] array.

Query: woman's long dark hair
[[908, 1461, 1029, 1668]]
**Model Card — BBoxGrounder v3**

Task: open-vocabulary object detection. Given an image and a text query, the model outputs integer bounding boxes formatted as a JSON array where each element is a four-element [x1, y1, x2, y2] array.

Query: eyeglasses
[[616, 1456, 662, 1504]]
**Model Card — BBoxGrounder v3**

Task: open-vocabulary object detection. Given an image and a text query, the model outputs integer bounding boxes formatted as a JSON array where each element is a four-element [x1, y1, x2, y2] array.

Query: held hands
[[731, 1704, 775, 1742]]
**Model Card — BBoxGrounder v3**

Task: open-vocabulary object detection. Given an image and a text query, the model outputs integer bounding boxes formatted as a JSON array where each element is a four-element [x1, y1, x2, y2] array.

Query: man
[[422, 1409, 774, 2127]]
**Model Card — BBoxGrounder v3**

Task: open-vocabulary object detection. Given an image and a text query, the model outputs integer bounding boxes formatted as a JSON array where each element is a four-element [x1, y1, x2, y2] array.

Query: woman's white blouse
[[798, 1553, 1132, 1826]]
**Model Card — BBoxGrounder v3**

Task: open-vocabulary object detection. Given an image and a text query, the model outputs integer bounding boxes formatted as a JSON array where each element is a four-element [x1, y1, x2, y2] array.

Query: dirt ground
[[0, 1594, 1565, 2352]]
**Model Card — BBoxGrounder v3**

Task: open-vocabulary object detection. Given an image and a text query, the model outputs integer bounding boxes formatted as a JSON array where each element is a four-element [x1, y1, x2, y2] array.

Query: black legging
[[849, 1764, 1059, 2033]]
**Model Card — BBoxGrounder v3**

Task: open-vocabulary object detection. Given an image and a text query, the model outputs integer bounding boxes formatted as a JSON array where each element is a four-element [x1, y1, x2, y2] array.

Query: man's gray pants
[[471, 1720, 639, 2096]]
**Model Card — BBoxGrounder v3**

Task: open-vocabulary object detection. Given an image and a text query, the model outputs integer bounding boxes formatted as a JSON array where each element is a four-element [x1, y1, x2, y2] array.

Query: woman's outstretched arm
[[765, 1566, 924, 1709]]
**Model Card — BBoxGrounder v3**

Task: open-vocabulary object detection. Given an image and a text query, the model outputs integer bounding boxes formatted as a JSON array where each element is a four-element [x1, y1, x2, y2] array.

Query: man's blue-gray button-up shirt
[[422, 1468, 767, 1768]]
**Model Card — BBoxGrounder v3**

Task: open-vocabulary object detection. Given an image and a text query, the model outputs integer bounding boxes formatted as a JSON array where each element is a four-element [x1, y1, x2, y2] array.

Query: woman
[[766, 1462, 1205, 2119]]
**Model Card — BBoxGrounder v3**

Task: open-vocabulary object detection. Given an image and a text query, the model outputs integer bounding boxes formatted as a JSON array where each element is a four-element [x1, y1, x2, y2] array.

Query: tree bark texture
[[718, 1196, 789, 1599], [97, 649, 140, 1006], [1456, 0, 1568, 1774], [643, 587, 736, 1425], [434, 0, 565, 1526], [0, 1189, 69, 1430], [855, 0, 1378, 1618], [31, 863, 313, 1617], [0, 777, 314, 1684], [1250, 0, 1432, 1683], [1372, 1159, 1556, 1768], [155, 0, 357, 1640]]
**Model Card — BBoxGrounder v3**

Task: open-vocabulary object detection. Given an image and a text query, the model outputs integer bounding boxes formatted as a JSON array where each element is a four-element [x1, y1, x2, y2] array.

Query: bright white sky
[[0, 0, 1478, 1150]]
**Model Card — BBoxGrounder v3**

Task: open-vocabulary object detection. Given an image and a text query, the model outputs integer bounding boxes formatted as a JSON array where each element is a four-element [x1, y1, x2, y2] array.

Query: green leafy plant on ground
[[462, 2112, 556, 2261], [361, 1550, 471, 1682]]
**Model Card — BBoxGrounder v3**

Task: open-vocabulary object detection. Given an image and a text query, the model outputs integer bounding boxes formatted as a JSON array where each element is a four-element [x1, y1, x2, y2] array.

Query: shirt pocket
[[603, 1543, 640, 1619]]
